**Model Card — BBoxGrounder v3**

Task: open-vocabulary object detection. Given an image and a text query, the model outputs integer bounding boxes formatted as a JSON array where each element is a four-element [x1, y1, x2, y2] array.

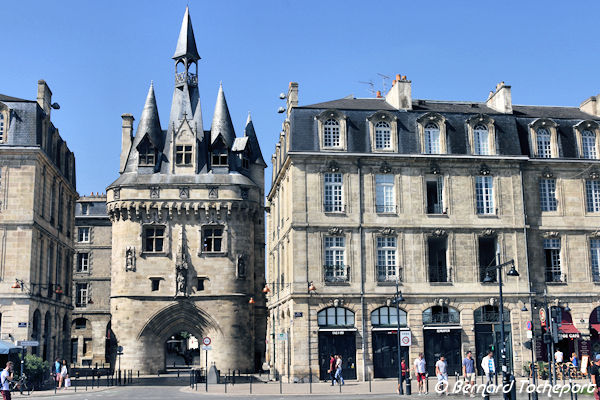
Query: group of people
[[53, 359, 69, 389], [327, 354, 345, 386]]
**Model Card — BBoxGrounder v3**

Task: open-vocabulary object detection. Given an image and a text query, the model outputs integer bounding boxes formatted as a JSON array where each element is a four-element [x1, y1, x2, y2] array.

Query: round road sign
[[202, 337, 211, 346], [401, 336, 410, 345], [526, 321, 532, 331], [539, 308, 547, 325]]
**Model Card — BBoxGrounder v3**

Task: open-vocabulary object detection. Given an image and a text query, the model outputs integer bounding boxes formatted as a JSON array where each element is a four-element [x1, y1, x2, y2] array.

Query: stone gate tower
[[105, 8, 266, 373]]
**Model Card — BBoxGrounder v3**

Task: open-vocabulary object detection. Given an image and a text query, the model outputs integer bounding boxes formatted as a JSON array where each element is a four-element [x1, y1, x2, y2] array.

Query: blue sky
[[2, 0, 600, 195]]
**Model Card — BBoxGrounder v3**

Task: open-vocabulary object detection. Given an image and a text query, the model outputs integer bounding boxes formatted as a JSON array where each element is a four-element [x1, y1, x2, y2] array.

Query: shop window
[[375, 174, 395, 213], [317, 307, 355, 327], [371, 306, 407, 327]]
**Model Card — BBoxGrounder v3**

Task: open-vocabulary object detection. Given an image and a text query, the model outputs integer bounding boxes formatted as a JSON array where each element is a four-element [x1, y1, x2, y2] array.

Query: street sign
[[202, 337, 211, 346], [400, 331, 412, 346], [527, 330, 533, 339], [277, 333, 288, 340], [201, 345, 212, 351], [294, 312, 303, 318], [17, 322, 28, 328], [526, 321, 532, 331], [118, 345, 123, 353], [539, 308, 547, 327], [16, 341, 38, 347]]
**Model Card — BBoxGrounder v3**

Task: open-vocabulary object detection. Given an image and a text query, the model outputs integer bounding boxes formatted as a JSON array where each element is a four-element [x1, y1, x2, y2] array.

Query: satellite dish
[[51, 103, 60, 110], [277, 107, 285, 114]]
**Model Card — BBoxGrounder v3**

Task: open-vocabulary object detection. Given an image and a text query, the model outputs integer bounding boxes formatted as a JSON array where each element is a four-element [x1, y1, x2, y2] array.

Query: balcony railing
[[423, 313, 460, 325], [324, 202, 345, 213], [429, 266, 449, 283], [324, 264, 350, 283], [175, 72, 198, 86], [375, 204, 396, 213], [377, 267, 403, 283], [546, 272, 567, 283]]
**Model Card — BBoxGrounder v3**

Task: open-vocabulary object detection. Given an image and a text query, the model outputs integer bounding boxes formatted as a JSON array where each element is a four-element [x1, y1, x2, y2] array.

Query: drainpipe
[[519, 164, 535, 370], [358, 159, 367, 381]]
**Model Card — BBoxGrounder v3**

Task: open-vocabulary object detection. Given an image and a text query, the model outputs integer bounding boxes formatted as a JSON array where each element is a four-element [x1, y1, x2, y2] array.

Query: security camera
[[277, 107, 285, 114], [279, 93, 286, 100]]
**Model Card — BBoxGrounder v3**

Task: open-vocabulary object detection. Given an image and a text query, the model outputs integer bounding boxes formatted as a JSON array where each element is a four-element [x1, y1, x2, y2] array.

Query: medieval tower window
[[150, 278, 161, 291], [202, 226, 223, 253], [138, 139, 157, 166], [143, 226, 165, 253], [175, 145, 193, 165], [212, 150, 228, 166]]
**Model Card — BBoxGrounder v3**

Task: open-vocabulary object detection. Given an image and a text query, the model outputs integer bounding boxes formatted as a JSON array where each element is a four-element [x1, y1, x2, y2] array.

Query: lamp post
[[307, 282, 316, 393], [263, 282, 292, 381], [483, 256, 519, 400], [392, 278, 405, 395], [521, 296, 538, 400]]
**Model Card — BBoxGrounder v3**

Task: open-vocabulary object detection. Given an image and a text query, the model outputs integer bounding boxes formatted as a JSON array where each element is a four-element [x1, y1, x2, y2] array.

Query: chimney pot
[[402, 76, 407, 81], [376, 90, 382, 98], [396, 74, 402, 81]]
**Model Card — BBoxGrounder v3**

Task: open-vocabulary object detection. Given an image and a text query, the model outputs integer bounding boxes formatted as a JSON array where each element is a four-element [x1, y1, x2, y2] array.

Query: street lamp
[[483, 257, 519, 400], [390, 278, 405, 395], [307, 282, 316, 393], [522, 295, 538, 400]]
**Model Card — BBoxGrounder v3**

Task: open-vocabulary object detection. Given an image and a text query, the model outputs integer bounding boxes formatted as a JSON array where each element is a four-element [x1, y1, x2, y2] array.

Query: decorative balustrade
[[175, 72, 198, 86]]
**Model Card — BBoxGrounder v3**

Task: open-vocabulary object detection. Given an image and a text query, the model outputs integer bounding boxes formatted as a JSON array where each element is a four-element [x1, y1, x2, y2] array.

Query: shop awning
[[558, 323, 581, 339], [372, 327, 410, 331], [590, 324, 600, 333], [423, 326, 462, 331], [318, 328, 358, 332], [0, 341, 21, 355]]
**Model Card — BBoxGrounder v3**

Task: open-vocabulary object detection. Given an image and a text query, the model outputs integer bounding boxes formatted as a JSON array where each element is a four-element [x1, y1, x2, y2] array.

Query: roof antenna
[[358, 80, 376, 96], [377, 73, 391, 93]]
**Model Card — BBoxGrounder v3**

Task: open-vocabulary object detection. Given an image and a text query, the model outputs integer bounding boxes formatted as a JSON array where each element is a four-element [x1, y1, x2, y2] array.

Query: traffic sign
[[539, 308, 547, 327], [526, 321, 532, 331], [16, 341, 38, 347], [527, 330, 533, 339], [202, 337, 211, 346], [201, 345, 212, 351], [400, 331, 412, 346]]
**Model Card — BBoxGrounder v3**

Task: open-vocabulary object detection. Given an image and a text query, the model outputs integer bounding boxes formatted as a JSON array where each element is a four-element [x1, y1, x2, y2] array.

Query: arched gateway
[[105, 7, 266, 374]]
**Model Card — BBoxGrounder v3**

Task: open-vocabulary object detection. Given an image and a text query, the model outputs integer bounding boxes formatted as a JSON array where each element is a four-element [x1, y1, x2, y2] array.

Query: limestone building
[[266, 78, 600, 381], [71, 194, 112, 367], [105, 8, 266, 373], [0, 80, 77, 361]]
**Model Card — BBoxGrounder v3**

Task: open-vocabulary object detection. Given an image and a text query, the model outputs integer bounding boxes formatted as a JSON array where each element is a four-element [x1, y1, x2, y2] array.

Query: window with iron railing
[[544, 238, 562, 282], [540, 178, 557, 212], [423, 306, 459, 325], [324, 236, 347, 282], [428, 237, 448, 282], [375, 174, 395, 213], [591, 239, 600, 283], [376, 236, 397, 282], [475, 176, 494, 215], [324, 173, 343, 212], [426, 176, 444, 214]]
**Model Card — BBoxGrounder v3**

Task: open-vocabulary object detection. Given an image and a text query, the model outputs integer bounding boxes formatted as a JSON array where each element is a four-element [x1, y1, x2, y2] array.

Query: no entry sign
[[400, 331, 411, 346], [202, 337, 211, 346]]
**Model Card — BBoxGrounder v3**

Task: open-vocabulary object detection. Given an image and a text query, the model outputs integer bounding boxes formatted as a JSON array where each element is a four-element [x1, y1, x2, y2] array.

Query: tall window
[[375, 174, 395, 213], [374, 121, 391, 149], [143, 226, 165, 253], [428, 237, 448, 282], [376, 236, 397, 282], [591, 239, 600, 282], [0, 114, 4, 142], [138, 141, 156, 166], [175, 145, 193, 165], [212, 150, 228, 166], [540, 178, 557, 212], [544, 238, 562, 282], [536, 128, 552, 158], [323, 119, 340, 147], [371, 307, 407, 327], [202, 227, 223, 252], [586, 180, 600, 212], [324, 173, 343, 212], [473, 125, 490, 155], [426, 176, 444, 214], [475, 176, 494, 214], [424, 123, 440, 154], [324, 236, 347, 282], [76, 253, 89, 273], [582, 130, 597, 159], [478, 237, 497, 282], [317, 307, 355, 327], [75, 283, 88, 307], [78, 227, 90, 243], [81, 203, 89, 215]]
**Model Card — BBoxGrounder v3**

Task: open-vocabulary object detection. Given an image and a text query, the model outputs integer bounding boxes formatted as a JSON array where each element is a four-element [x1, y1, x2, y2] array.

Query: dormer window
[[175, 145, 193, 166], [530, 119, 559, 158], [212, 150, 228, 166], [467, 115, 496, 156], [375, 122, 391, 149], [240, 152, 250, 169], [324, 119, 340, 147], [368, 111, 398, 152], [536, 128, 551, 158], [582, 130, 597, 159], [138, 139, 157, 166], [0, 113, 4, 142], [424, 123, 440, 154]]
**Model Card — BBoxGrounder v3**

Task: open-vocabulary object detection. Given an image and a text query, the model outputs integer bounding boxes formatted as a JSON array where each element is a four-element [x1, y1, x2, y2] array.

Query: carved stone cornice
[[541, 167, 554, 179], [431, 229, 447, 238], [327, 227, 344, 236], [378, 228, 395, 236], [541, 231, 560, 238]]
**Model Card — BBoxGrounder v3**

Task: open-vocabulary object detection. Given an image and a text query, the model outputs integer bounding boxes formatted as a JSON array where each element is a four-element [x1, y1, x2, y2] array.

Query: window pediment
[[315, 109, 346, 122], [416, 112, 445, 126], [529, 118, 558, 130]]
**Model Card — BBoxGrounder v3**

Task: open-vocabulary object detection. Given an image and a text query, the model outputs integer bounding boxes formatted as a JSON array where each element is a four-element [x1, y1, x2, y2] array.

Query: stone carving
[[480, 229, 496, 237], [125, 247, 136, 271], [378, 228, 395, 236], [590, 168, 600, 180], [150, 187, 160, 199], [431, 229, 447, 238], [114, 188, 120, 200], [241, 188, 249, 200], [590, 230, 600, 238], [542, 231, 559, 238], [175, 230, 189, 297], [179, 187, 189, 199], [328, 227, 343, 236], [479, 164, 491, 176], [434, 297, 449, 306], [379, 162, 392, 174], [430, 162, 441, 175], [541, 167, 554, 179], [327, 160, 339, 173], [208, 187, 218, 199]]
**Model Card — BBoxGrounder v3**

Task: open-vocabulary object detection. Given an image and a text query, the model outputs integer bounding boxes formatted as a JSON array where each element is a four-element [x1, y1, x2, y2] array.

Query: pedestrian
[[435, 355, 448, 395], [1, 361, 14, 400], [462, 351, 476, 397], [413, 352, 427, 395], [555, 349, 564, 364], [328, 354, 337, 386], [571, 352, 579, 368], [334, 355, 344, 386], [590, 354, 600, 400], [54, 358, 60, 386], [481, 350, 496, 385], [58, 360, 68, 389], [398, 358, 407, 394]]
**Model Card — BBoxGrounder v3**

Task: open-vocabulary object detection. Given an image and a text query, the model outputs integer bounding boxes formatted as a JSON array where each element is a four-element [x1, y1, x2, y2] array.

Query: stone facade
[[71, 194, 112, 367], [105, 8, 265, 374], [267, 79, 600, 381], [0, 81, 77, 362]]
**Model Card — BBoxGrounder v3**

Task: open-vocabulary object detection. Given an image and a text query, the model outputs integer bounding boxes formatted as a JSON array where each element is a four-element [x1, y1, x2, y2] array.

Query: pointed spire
[[244, 111, 266, 167], [136, 82, 163, 149], [173, 6, 201, 61], [210, 84, 235, 147]]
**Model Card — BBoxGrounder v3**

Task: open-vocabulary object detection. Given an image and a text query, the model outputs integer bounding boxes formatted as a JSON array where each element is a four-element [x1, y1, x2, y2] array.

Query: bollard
[[368, 375, 371, 392], [406, 375, 412, 395], [178, 369, 180, 378], [74, 377, 77, 392], [509, 374, 517, 400], [250, 370, 253, 394], [569, 378, 574, 400], [426, 373, 429, 394], [279, 374, 282, 394], [85, 371, 88, 391]]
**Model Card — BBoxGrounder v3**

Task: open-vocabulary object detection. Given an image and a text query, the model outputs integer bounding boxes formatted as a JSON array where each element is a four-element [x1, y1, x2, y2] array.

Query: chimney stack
[[286, 82, 298, 118], [385, 74, 412, 110], [120, 114, 135, 173], [485, 81, 512, 114], [580, 94, 600, 116], [37, 80, 52, 116]]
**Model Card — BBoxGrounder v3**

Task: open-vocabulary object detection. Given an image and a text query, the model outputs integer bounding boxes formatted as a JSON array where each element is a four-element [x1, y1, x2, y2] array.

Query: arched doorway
[[43, 312, 51, 361], [317, 307, 357, 380], [165, 332, 200, 369], [422, 305, 461, 375], [31, 310, 41, 356], [371, 306, 409, 378], [589, 307, 600, 358], [474, 305, 512, 375]]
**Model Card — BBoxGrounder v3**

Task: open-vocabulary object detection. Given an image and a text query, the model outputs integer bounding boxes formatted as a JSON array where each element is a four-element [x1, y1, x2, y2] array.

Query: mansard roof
[[0, 94, 35, 103], [172, 6, 201, 61]]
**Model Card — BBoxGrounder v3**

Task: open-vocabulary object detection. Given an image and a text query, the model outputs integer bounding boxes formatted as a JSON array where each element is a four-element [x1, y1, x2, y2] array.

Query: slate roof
[[172, 6, 200, 61], [210, 84, 236, 147], [0, 94, 35, 103]]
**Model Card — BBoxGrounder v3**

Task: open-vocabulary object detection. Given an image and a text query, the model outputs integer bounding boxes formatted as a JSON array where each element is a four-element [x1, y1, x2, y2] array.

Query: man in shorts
[[462, 351, 476, 397], [1, 361, 14, 400], [436, 355, 448, 395], [414, 352, 427, 395]]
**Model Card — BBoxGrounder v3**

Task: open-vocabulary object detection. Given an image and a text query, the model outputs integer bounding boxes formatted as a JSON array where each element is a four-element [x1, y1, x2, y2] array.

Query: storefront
[[317, 307, 357, 380], [371, 306, 409, 378], [423, 306, 462, 375], [553, 307, 580, 357], [474, 305, 512, 375], [588, 307, 600, 358]]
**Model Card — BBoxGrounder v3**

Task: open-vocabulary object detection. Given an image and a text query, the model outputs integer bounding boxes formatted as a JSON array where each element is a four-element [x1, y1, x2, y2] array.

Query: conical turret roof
[[210, 84, 235, 147], [173, 7, 201, 61], [135, 82, 163, 149], [244, 113, 266, 166]]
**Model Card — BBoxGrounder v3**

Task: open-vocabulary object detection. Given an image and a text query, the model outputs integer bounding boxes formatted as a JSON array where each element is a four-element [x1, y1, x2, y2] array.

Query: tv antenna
[[377, 73, 391, 93], [358, 80, 376, 96]]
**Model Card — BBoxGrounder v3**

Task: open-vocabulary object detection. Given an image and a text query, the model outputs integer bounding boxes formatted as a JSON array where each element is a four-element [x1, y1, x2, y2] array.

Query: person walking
[[462, 351, 476, 397], [1, 361, 14, 400], [481, 350, 496, 385], [334, 355, 344, 386], [398, 358, 408, 394], [328, 354, 337, 386], [54, 358, 60, 387], [590, 354, 600, 400], [414, 352, 427, 395], [435, 355, 448, 395]]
